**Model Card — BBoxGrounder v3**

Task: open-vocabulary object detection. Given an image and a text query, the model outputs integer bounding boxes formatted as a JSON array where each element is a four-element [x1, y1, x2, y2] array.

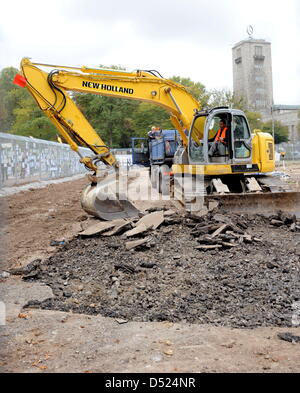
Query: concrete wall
[[0, 133, 132, 188]]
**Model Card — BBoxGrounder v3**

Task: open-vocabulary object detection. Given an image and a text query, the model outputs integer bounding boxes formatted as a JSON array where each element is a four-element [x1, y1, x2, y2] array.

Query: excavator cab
[[188, 107, 253, 165]]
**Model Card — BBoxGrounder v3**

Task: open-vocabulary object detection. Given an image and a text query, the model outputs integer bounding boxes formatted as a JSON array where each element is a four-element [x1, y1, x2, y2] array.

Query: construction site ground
[[1, 162, 300, 373]]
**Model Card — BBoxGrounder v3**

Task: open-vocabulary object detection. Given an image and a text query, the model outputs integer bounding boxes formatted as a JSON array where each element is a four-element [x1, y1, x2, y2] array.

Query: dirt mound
[[18, 211, 300, 328]]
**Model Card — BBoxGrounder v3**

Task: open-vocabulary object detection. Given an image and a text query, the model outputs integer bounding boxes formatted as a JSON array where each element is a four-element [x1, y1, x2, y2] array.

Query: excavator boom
[[14, 58, 200, 220]]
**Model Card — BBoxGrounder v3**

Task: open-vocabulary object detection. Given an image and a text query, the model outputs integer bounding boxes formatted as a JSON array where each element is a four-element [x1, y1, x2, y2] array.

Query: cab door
[[231, 114, 252, 163]]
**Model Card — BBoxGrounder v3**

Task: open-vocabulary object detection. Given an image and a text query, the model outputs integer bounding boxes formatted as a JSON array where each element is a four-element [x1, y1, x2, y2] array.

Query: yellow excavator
[[13, 58, 299, 219]]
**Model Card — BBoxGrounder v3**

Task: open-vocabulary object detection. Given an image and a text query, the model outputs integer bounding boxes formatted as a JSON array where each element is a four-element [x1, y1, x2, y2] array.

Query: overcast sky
[[1, 0, 299, 104]]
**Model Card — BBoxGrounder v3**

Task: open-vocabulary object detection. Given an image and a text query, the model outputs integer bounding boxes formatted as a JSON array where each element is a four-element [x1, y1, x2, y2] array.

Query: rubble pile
[[16, 209, 300, 328]]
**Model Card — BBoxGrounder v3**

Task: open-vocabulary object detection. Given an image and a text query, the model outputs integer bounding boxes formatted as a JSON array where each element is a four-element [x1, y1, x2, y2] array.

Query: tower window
[[255, 76, 264, 82], [235, 47, 242, 64], [256, 88, 265, 94], [254, 46, 265, 60]]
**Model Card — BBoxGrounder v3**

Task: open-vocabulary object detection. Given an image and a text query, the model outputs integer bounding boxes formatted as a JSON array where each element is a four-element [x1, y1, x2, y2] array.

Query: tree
[[208, 88, 246, 110], [170, 76, 208, 106], [75, 93, 140, 148], [12, 96, 57, 140], [260, 120, 289, 144], [130, 75, 209, 137], [236, 110, 289, 144], [0, 66, 57, 140], [244, 111, 263, 130], [132, 103, 172, 137], [73, 64, 142, 148], [0, 67, 25, 132]]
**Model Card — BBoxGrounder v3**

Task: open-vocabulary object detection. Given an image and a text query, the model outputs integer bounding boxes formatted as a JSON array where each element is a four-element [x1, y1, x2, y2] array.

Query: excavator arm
[[16, 58, 200, 173]]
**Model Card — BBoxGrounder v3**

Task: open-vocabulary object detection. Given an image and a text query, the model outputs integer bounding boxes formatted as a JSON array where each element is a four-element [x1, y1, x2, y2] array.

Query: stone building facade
[[263, 107, 300, 143], [232, 38, 273, 116], [232, 38, 300, 141]]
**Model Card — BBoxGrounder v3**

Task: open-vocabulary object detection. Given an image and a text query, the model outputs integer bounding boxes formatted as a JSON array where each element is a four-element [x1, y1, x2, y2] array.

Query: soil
[[1, 168, 300, 373], [1, 177, 91, 271]]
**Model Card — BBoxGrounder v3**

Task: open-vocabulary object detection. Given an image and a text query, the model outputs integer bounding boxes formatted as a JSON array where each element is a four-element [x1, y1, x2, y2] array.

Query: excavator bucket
[[81, 173, 140, 221]]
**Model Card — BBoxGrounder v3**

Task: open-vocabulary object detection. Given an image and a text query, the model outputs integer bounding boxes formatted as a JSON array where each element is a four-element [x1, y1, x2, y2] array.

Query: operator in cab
[[208, 119, 228, 157]]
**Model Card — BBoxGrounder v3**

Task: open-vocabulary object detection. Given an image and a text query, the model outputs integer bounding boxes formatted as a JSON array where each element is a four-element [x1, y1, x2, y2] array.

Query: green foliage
[[261, 120, 289, 144], [243, 111, 288, 144], [12, 96, 57, 140], [75, 93, 140, 148], [244, 111, 263, 130], [208, 88, 246, 110], [132, 103, 172, 136], [170, 76, 208, 106], [0, 66, 57, 140], [0, 67, 23, 131]]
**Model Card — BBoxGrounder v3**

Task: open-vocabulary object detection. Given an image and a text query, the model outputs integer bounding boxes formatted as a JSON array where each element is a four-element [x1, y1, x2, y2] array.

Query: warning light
[[13, 74, 27, 88]]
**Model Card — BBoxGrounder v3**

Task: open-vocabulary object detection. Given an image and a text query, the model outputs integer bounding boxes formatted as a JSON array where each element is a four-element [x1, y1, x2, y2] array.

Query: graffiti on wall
[[0, 133, 134, 188], [0, 133, 91, 187]]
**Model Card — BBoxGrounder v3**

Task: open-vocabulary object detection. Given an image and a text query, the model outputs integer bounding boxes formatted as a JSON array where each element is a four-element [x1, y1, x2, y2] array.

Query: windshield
[[189, 115, 206, 161], [232, 115, 251, 159], [133, 139, 148, 153]]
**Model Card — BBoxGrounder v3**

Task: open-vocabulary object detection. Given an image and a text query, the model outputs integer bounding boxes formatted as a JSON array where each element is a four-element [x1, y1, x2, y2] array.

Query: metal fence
[[276, 142, 300, 161]]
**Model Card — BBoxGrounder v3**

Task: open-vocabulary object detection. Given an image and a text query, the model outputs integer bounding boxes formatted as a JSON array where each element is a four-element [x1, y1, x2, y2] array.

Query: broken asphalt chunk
[[124, 223, 149, 237], [270, 219, 284, 227], [136, 211, 164, 230], [195, 244, 223, 250], [211, 224, 228, 238], [115, 318, 128, 324], [140, 262, 156, 268], [278, 332, 300, 343], [79, 219, 125, 237], [50, 240, 65, 246], [125, 237, 151, 250], [163, 209, 176, 217], [102, 221, 132, 236]]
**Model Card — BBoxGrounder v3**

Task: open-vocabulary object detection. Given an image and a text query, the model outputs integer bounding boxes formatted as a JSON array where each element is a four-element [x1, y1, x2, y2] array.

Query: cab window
[[189, 116, 205, 161], [233, 115, 251, 158], [207, 115, 224, 140]]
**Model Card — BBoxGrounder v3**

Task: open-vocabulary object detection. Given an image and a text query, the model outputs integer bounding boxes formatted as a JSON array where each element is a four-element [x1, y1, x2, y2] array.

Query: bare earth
[[1, 170, 300, 373]]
